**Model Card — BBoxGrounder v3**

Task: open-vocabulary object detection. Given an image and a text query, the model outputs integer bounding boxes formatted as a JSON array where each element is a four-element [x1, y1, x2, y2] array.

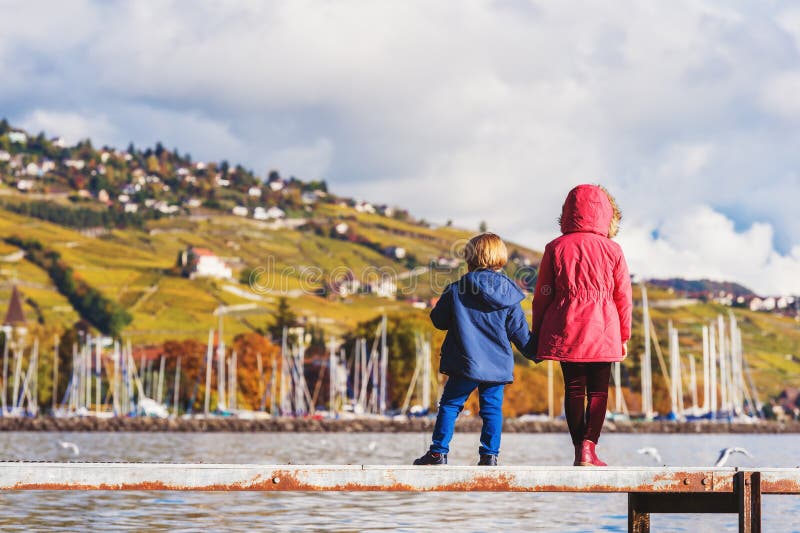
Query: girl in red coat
[[531, 184, 632, 466]]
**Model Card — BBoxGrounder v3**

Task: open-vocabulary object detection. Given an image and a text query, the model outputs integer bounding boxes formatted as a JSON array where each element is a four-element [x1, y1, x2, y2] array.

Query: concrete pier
[[1, 463, 798, 532]]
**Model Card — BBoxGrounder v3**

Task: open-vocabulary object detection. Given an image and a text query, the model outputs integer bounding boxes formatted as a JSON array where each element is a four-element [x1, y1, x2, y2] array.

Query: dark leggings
[[560, 362, 612, 445]]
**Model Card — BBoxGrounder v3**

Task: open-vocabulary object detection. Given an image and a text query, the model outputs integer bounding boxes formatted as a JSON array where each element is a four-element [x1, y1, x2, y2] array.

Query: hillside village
[[0, 120, 401, 231], [1, 119, 795, 314]]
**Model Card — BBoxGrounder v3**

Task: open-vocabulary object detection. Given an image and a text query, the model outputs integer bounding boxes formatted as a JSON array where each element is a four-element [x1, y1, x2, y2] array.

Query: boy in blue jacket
[[414, 233, 535, 466]]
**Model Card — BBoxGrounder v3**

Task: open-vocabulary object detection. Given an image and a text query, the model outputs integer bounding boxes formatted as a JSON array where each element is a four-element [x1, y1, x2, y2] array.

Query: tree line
[[5, 236, 132, 336], [1, 199, 148, 230]]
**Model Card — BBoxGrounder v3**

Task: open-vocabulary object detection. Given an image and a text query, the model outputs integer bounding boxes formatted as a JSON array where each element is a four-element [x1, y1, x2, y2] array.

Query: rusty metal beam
[[0, 463, 797, 493], [736, 471, 762, 533], [743, 468, 798, 495], [628, 492, 737, 514]]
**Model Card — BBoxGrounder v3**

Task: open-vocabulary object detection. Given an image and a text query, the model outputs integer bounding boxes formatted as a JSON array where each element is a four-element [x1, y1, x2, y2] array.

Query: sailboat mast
[[668, 322, 679, 416], [709, 322, 717, 416], [689, 356, 698, 413], [269, 349, 277, 415], [203, 329, 213, 415], [701, 326, 710, 413], [95, 338, 102, 415], [231, 351, 237, 410], [173, 356, 181, 416], [614, 362, 623, 413], [30, 338, 40, 414], [12, 345, 23, 411], [729, 312, 742, 416], [370, 338, 378, 414], [217, 313, 226, 412], [641, 283, 653, 418], [52, 335, 60, 413], [256, 352, 264, 412], [111, 341, 118, 415], [379, 314, 388, 416], [547, 359, 554, 419], [717, 315, 728, 414], [328, 337, 336, 416], [280, 327, 288, 415], [157, 356, 166, 405], [422, 336, 431, 411]]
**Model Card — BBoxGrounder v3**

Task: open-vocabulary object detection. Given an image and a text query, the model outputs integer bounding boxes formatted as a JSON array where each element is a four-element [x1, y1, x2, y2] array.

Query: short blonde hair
[[465, 233, 508, 271]]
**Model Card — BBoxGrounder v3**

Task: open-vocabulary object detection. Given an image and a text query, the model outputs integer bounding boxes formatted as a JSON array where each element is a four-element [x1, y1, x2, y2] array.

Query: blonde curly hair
[[599, 185, 622, 238]]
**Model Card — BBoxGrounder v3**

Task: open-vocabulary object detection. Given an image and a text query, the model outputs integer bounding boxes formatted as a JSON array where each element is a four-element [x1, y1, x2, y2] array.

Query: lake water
[[0, 431, 798, 532]]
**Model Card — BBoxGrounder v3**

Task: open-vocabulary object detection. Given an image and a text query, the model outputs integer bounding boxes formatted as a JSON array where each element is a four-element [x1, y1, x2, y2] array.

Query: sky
[[1, 0, 799, 294]]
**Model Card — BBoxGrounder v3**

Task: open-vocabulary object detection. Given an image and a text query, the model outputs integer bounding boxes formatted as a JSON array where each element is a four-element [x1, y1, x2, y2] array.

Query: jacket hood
[[459, 270, 525, 310], [559, 184, 613, 237]]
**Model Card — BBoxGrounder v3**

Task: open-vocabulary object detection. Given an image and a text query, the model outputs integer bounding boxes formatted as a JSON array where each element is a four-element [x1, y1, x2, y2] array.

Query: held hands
[[523, 330, 540, 363]]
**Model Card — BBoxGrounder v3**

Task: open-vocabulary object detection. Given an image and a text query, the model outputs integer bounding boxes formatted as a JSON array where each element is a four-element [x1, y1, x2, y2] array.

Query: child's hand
[[622, 341, 628, 358]]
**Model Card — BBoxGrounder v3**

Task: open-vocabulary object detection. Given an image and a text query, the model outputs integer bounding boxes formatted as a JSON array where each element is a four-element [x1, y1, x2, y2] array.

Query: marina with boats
[[0, 283, 774, 430]]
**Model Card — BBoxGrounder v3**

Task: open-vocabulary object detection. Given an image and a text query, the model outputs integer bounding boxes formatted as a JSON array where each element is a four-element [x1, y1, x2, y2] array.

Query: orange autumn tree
[[160, 339, 206, 412], [231, 332, 281, 411]]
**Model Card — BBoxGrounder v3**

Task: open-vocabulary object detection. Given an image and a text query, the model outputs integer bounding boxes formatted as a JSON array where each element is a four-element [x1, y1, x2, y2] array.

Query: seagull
[[58, 441, 80, 456], [636, 447, 663, 464], [367, 441, 377, 451], [715, 447, 753, 467]]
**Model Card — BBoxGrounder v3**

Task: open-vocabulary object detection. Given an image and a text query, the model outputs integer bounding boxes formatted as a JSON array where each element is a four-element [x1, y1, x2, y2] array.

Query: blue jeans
[[430, 375, 505, 456]]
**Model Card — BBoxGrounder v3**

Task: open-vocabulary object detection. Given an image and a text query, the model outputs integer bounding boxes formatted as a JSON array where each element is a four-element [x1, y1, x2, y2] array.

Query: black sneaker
[[478, 454, 497, 466], [413, 450, 447, 465]]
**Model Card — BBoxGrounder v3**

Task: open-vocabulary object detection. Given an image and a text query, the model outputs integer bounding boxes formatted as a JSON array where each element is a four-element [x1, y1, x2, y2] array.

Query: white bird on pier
[[58, 441, 80, 456], [714, 447, 753, 467], [636, 447, 663, 464]]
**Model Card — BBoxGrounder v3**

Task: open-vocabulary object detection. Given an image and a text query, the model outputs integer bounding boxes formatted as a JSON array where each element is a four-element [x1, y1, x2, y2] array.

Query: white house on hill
[[181, 247, 232, 280], [366, 277, 397, 298], [8, 131, 27, 144]]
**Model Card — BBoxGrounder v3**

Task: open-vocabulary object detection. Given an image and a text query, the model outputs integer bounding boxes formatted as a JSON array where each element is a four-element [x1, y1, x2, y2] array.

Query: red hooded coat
[[531, 184, 633, 362]]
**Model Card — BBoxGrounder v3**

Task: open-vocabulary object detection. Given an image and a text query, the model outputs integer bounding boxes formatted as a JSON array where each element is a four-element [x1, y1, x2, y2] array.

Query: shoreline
[[0, 417, 797, 433]]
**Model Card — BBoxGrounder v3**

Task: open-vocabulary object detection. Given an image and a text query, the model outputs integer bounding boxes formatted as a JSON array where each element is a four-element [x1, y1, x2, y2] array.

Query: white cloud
[[619, 206, 800, 295], [19, 110, 115, 145], [0, 1, 798, 293], [760, 71, 800, 120]]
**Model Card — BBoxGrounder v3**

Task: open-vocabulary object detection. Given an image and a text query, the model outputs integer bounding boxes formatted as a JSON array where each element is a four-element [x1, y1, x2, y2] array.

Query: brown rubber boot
[[577, 439, 607, 467]]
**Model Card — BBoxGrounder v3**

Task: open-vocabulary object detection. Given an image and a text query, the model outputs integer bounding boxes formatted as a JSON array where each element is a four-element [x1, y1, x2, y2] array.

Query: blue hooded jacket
[[430, 270, 534, 384]]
